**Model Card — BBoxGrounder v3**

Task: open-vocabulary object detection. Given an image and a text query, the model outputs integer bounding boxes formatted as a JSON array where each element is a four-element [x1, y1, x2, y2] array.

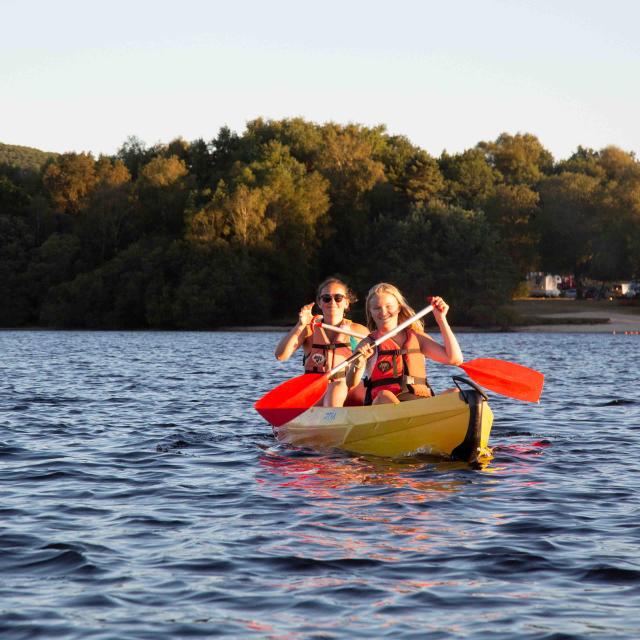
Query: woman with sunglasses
[[275, 277, 368, 407], [346, 282, 463, 405]]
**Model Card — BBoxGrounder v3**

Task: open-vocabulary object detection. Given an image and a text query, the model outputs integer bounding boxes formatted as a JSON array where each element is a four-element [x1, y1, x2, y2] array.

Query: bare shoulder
[[350, 321, 369, 337]]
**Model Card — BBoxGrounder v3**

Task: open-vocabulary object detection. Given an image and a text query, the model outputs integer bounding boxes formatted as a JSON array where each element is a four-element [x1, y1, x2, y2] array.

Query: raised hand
[[297, 303, 315, 327], [430, 296, 449, 321]]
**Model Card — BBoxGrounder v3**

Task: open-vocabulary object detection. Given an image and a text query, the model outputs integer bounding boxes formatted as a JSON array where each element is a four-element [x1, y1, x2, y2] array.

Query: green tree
[[537, 172, 601, 292], [354, 203, 518, 326], [0, 212, 35, 324], [186, 138, 214, 189], [594, 147, 640, 279], [40, 240, 149, 328], [484, 184, 540, 275], [315, 124, 388, 275], [213, 180, 271, 245], [135, 155, 192, 236], [116, 136, 158, 180], [556, 146, 605, 178], [42, 152, 97, 215], [26, 232, 82, 318], [75, 157, 133, 264], [315, 123, 387, 209], [0, 175, 41, 324], [0, 174, 31, 216], [598, 145, 639, 181], [479, 133, 554, 186], [171, 244, 272, 328], [439, 148, 500, 210], [185, 186, 232, 244], [243, 117, 324, 167], [401, 150, 445, 204]]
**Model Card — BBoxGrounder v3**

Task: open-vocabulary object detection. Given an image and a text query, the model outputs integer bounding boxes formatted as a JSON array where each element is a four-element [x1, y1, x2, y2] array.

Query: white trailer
[[528, 273, 561, 297]]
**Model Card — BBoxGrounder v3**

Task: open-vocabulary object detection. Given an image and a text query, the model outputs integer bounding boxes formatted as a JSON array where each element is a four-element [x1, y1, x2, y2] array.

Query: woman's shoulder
[[349, 322, 371, 337]]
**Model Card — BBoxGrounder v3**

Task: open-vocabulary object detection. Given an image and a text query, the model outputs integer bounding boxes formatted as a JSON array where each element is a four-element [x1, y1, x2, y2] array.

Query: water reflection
[[258, 446, 483, 498], [255, 447, 499, 562]]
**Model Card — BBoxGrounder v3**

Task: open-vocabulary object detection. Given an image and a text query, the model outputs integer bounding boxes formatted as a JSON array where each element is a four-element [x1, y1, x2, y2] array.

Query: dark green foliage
[[354, 203, 518, 325], [39, 239, 272, 329], [1, 124, 639, 328], [439, 149, 499, 210], [0, 212, 36, 324]]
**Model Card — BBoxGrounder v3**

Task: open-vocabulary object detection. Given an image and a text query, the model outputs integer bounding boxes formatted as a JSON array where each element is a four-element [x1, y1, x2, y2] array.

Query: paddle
[[312, 316, 369, 340], [255, 303, 435, 427], [313, 320, 544, 404]]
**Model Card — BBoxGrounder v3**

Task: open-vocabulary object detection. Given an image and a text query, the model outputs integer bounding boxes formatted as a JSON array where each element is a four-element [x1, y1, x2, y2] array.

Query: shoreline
[[220, 324, 640, 334], [3, 301, 639, 335], [223, 304, 640, 334], [3, 324, 638, 334]]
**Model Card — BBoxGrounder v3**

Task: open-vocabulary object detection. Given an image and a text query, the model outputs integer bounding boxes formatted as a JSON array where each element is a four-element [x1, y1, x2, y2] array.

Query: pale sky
[[2, 0, 639, 161]]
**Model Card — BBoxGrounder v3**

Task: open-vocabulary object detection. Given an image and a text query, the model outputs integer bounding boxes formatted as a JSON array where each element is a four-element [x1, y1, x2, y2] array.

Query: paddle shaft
[[313, 320, 368, 340]]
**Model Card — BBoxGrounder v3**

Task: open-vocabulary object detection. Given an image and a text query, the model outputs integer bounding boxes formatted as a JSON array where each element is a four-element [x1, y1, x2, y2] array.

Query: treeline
[[1, 119, 639, 328]]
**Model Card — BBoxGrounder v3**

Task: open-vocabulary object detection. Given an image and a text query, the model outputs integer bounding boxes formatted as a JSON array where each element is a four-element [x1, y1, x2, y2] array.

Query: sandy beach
[[509, 299, 640, 334]]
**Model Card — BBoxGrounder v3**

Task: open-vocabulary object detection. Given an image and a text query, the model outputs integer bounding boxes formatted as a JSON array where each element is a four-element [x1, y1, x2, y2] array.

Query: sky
[[2, 0, 639, 161]]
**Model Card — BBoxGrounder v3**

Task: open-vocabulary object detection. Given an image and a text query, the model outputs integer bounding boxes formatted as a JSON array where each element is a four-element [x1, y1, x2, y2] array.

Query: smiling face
[[317, 282, 349, 324], [368, 292, 400, 331]]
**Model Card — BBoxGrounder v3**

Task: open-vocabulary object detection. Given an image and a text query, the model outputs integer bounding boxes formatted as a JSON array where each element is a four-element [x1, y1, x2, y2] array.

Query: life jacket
[[303, 319, 356, 378], [363, 328, 430, 404]]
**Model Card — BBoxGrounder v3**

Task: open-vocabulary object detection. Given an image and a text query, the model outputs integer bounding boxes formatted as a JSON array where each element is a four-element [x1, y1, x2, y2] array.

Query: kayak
[[270, 376, 493, 462]]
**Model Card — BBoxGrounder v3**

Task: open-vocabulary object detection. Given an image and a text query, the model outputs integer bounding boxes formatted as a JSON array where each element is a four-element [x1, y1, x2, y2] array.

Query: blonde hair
[[365, 282, 424, 333]]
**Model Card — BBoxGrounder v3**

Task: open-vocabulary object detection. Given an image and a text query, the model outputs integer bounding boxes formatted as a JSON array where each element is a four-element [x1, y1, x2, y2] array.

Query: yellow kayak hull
[[274, 380, 493, 462]]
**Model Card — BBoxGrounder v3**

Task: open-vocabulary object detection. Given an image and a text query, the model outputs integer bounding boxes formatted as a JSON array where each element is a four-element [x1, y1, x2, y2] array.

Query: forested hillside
[[1, 120, 638, 328], [0, 142, 57, 172]]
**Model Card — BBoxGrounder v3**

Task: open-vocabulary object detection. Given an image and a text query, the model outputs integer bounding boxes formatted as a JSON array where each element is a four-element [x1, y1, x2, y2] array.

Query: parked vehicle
[[528, 273, 561, 298], [625, 282, 640, 299], [612, 282, 632, 298]]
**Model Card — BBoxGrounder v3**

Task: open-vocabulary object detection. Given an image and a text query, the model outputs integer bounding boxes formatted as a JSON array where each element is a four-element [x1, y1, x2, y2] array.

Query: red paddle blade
[[460, 358, 544, 403], [254, 373, 328, 427]]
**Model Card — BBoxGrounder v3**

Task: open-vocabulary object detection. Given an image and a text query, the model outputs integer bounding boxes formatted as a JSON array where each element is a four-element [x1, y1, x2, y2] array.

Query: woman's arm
[[274, 303, 314, 361], [418, 296, 463, 365]]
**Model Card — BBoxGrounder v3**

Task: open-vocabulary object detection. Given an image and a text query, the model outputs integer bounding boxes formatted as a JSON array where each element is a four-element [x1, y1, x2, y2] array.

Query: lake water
[[1, 330, 639, 639]]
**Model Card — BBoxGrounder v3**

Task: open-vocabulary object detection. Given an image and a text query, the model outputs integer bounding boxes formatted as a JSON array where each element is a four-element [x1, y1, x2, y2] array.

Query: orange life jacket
[[363, 328, 430, 404], [303, 320, 354, 377]]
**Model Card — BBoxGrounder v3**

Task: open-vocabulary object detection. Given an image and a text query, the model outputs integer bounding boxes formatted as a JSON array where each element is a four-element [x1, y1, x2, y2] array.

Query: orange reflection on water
[[256, 448, 493, 561], [243, 619, 274, 633], [258, 449, 476, 501]]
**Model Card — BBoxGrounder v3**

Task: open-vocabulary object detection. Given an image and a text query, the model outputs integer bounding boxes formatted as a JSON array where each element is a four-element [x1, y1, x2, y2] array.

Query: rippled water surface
[[1, 330, 639, 639]]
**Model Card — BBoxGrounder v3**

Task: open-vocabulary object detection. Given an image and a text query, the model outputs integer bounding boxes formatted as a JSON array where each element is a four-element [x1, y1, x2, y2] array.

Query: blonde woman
[[346, 283, 463, 405], [275, 277, 368, 407]]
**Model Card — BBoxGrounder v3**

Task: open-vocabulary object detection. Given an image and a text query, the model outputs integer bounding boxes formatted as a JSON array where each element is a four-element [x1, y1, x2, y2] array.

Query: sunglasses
[[319, 294, 346, 303]]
